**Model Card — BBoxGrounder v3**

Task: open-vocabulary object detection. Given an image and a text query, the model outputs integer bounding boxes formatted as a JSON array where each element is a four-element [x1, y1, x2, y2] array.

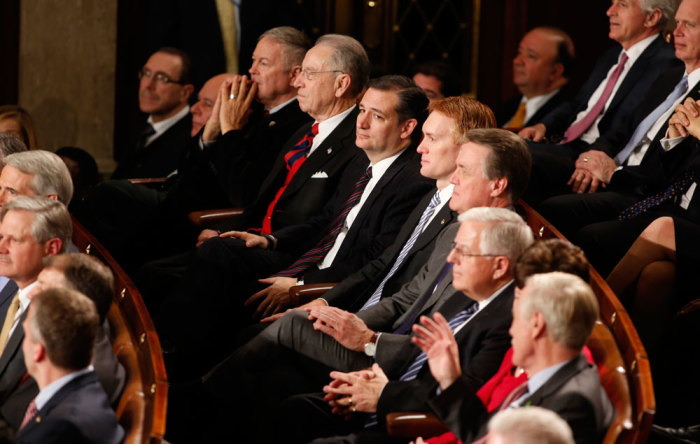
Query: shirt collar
[[525, 356, 574, 398], [309, 105, 356, 155], [147, 105, 190, 135], [622, 34, 659, 64], [35, 366, 94, 411], [268, 97, 297, 115], [18, 281, 39, 315]]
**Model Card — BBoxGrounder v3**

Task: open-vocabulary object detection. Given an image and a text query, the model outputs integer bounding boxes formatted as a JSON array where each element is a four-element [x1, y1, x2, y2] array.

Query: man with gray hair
[[0, 150, 73, 208], [485, 406, 575, 444], [0, 197, 72, 421], [417, 271, 614, 444], [277, 207, 534, 443]]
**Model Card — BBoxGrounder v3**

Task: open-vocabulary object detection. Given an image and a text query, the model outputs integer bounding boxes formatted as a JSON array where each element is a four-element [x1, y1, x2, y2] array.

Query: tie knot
[[365, 166, 373, 179], [311, 122, 319, 136]]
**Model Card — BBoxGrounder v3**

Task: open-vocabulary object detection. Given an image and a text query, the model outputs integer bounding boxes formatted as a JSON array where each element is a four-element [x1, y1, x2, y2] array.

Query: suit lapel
[[607, 35, 662, 112], [0, 306, 29, 375], [525, 354, 590, 405], [410, 205, 456, 254], [0, 280, 19, 322], [280, 107, 358, 199]]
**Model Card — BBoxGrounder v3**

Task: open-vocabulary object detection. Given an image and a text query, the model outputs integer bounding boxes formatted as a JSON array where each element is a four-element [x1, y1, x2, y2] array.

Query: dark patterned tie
[[261, 123, 319, 234], [19, 397, 37, 430], [618, 170, 695, 220], [275, 166, 373, 277]]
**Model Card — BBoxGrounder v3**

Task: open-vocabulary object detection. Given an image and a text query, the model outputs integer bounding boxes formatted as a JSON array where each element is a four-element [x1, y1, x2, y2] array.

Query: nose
[[249, 61, 259, 76], [513, 53, 524, 66], [446, 247, 457, 264], [416, 139, 427, 154], [191, 101, 203, 116], [357, 111, 370, 129], [293, 73, 304, 89], [607, 3, 616, 17], [449, 169, 459, 185]]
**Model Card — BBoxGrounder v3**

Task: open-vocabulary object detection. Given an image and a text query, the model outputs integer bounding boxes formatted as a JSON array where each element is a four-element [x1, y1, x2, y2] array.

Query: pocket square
[[311, 171, 329, 178]]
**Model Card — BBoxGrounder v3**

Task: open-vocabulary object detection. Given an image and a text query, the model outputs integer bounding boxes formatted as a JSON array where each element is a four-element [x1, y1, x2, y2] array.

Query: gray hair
[[1, 196, 72, 252], [458, 207, 534, 272], [0, 133, 28, 163], [3, 150, 74, 205], [640, 0, 681, 32], [260, 26, 312, 71], [521, 272, 599, 350], [488, 406, 575, 444], [315, 34, 370, 97]]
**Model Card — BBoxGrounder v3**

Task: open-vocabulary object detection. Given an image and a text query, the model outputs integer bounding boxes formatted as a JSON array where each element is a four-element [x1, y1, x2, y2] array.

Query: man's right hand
[[219, 231, 269, 249], [220, 75, 257, 134], [196, 229, 220, 247], [306, 306, 375, 352], [518, 123, 546, 142], [201, 83, 225, 142]]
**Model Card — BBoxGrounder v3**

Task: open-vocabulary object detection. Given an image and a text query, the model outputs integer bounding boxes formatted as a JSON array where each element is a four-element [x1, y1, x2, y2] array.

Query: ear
[[530, 311, 546, 340], [45, 194, 59, 201], [289, 65, 301, 86], [490, 176, 508, 197], [549, 62, 565, 81], [334, 73, 352, 98], [491, 256, 510, 280], [399, 118, 418, 140], [44, 238, 62, 256], [30, 341, 45, 364], [645, 8, 662, 28], [182, 84, 195, 101]]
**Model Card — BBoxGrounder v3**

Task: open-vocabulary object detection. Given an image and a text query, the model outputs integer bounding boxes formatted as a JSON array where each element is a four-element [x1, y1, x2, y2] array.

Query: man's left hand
[[244, 277, 297, 319], [323, 364, 388, 415], [306, 306, 375, 351], [568, 150, 616, 192]]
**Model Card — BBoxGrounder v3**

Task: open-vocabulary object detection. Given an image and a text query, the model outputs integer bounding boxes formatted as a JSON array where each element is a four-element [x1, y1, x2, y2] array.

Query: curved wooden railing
[[72, 217, 167, 444]]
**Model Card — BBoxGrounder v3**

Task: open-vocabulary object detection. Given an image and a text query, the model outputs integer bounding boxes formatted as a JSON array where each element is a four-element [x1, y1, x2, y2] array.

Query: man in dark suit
[[419, 272, 614, 444], [0, 253, 127, 429], [15, 287, 123, 444], [112, 47, 195, 179], [519, 0, 681, 203], [538, 0, 700, 274], [496, 27, 574, 129], [0, 198, 72, 419], [276, 207, 535, 444]]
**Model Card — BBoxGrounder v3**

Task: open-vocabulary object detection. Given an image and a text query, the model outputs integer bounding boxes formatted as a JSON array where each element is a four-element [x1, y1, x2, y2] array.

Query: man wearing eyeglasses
[[112, 47, 195, 179]]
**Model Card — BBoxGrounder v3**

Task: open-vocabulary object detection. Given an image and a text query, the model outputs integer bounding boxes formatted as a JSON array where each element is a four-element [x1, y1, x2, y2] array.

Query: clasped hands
[[668, 97, 700, 139], [202, 75, 258, 141], [323, 364, 388, 418]]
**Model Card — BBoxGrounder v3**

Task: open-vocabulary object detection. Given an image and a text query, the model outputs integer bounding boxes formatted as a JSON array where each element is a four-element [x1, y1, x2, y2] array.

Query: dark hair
[[55, 146, 100, 191], [464, 128, 532, 203], [156, 47, 193, 85], [412, 61, 461, 97], [514, 239, 589, 288], [534, 27, 576, 78]]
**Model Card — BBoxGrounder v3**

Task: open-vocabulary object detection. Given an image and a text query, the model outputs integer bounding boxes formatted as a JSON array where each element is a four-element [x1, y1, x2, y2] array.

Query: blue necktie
[[614, 75, 688, 165], [364, 302, 479, 428], [360, 191, 442, 310]]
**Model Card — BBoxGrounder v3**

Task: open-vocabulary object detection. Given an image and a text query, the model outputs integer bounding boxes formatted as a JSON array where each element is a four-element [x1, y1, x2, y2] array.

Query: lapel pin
[[440, 219, 445, 224], [327, 147, 332, 154], [35, 416, 42, 423], [269, 121, 276, 127]]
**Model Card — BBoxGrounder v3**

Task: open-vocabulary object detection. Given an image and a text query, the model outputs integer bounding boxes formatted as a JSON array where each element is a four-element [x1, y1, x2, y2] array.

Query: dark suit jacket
[[539, 35, 681, 139], [16, 371, 125, 444], [219, 107, 361, 232], [272, 147, 433, 282], [495, 86, 571, 128], [430, 354, 615, 444], [375, 284, 514, 421], [0, 308, 29, 409], [112, 112, 193, 179], [323, 189, 457, 312], [0, 280, 18, 325]]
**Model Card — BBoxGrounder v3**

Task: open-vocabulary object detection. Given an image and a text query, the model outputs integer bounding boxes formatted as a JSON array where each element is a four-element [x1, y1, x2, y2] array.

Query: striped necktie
[[261, 123, 318, 234], [360, 191, 442, 310], [275, 166, 373, 277]]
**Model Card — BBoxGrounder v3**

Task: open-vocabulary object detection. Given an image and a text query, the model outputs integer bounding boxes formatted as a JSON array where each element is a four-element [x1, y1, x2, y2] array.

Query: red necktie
[[19, 398, 37, 430], [260, 123, 318, 234], [560, 53, 628, 144]]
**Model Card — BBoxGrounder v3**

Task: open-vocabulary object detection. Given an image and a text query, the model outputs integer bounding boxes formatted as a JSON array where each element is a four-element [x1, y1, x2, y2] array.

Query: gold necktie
[[0, 292, 20, 354], [506, 102, 527, 129]]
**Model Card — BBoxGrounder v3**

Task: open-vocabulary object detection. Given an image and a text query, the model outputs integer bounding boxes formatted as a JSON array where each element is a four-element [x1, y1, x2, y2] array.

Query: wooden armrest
[[678, 298, 700, 316], [127, 177, 167, 184], [289, 283, 337, 305], [188, 208, 244, 227], [386, 412, 449, 438]]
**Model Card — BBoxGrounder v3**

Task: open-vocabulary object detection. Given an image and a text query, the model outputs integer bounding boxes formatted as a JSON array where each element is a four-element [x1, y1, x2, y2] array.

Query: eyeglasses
[[138, 69, 183, 85], [449, 242, 504, 259], [299, 68, 342, 81]]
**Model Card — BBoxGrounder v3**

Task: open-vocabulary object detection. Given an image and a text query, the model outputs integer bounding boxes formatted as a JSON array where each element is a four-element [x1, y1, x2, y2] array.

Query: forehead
[[423, 111, 454, 134], [458, 141, 491, 166], [254, 36, 285, 57], [677, 0, 700, 21], [521, 30, 558, 55], [199, 76, 227, 102], [38, 267, 66, 287], [360, 88, 399, 114], [413, 73, 442, 92], [0, 165, 34, 188], [144, 52, 182, 76], [1, 209, 35, 236], [456, 220, 483, 245], [302, 44, 334, 68]]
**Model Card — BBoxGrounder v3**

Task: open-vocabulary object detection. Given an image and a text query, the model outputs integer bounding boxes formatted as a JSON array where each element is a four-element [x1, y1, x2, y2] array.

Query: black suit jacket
[[220, 107, 361, 232], [16, 371, 124, 444], [375, 284, 514, 421], [112, 112, 193, 179], [496, 86, 572, 128], [430, 354, 615, 444], [540, 35, 681, 139], [0, 280, 18, 324], [273, 147, 434, 282], [323, 189, 457, 312], [0, 307, 29, 409]]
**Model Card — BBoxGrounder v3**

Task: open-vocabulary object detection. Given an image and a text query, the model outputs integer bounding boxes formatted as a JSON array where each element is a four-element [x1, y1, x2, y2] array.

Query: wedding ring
[[583, 157, 589, 162], [348, 398, 354, 405], [229, 93, 237, 99], [351, 407, 357, 413]]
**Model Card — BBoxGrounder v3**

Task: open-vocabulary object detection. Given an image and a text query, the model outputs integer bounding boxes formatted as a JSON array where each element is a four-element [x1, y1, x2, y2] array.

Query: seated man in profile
[[415, 272, 614, 444], [16, 288, 124, 443]]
